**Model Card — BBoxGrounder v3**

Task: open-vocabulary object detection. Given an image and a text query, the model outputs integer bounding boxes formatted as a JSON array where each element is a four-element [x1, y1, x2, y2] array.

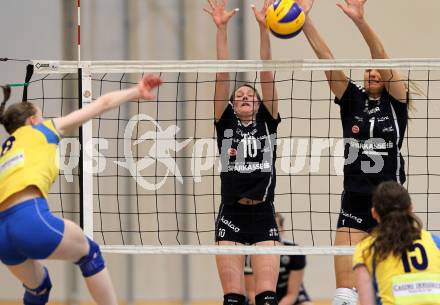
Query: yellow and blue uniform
[[0, 120, 60, 203], [353, 230, 440, 305], [0, 120, 64, 265]]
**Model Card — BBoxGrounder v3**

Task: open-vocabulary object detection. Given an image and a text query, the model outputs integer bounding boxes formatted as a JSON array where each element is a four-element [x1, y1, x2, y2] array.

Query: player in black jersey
[[204, 1, 310, 305], [244, 213, 313, 305], [300, 1, 408, 305]]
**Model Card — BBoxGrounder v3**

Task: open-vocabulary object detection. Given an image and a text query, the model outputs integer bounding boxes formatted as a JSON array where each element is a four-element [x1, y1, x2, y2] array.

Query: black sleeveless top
[[215, 104, 281, 204], [335, 81, 408, 193]]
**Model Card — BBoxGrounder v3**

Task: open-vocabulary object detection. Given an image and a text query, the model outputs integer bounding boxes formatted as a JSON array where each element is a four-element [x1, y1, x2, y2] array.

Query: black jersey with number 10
[[215, 104, 281, 205]]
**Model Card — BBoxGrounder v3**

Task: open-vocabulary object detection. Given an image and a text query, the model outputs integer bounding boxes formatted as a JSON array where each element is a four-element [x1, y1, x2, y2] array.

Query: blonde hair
[[404, 78, 426, 113]]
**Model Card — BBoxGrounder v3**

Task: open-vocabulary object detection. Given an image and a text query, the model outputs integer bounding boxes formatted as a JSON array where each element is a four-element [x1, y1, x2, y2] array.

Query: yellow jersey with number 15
[[353, 230, 440, 305], [0, 120, 60, 204]]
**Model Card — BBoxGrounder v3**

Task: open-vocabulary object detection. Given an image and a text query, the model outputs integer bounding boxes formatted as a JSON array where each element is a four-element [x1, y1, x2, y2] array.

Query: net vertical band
[[79, 65, 94, 238]]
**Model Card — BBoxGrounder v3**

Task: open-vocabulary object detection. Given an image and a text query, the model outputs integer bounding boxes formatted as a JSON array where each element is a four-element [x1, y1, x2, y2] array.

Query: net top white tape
[[102, 245, 355, 256], [33, 58, 440, 74]]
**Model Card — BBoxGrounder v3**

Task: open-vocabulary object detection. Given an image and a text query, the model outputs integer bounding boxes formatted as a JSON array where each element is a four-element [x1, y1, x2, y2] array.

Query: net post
[[78, 63, 94, 238]]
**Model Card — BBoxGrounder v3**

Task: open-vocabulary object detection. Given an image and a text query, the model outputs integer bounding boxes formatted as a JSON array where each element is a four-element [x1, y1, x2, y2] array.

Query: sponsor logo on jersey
[[0, 150, 25, 181], [269, 227, 279, 237], [367, 107, 381, 115], [220, 216, 240, 232], [228, 161, 272, 172], [377, 116, 390, 122], [264, 295, 275, 305], [341, 209, 363, 224], [382, 126, 395, 133], [228, 148, 237, 156], [352, 125, 360, 134]]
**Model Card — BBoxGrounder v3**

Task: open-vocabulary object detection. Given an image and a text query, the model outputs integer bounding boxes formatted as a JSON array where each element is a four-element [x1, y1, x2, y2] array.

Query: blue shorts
[[0, 198, 65, 265]]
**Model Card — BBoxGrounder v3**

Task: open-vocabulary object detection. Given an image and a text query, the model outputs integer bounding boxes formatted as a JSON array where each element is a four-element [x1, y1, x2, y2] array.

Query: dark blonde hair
[[367, 181, 422, 262]]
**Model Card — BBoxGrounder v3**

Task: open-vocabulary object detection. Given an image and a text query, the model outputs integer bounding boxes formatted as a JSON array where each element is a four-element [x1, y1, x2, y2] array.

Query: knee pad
[[75, 237, 105, 278], [223, 293, 246, 305], [332, 288, 358, 305], [255, 291, 277, 305], [23, 267, 52, 305]]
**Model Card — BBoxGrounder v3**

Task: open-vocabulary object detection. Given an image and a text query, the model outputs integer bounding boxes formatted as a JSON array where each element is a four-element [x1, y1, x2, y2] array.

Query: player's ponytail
[[368, 181, 422, 262], [0, 85, 11, 125]]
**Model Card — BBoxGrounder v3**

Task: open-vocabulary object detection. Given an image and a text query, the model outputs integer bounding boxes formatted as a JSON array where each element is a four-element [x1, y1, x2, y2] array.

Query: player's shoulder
[[338, 80, 368, 99], [348, 80, 367, 94], [421, 230, 440, 249], [335, 80, 367, 107], [355, 235, 374, 254], [30, 120, 61, 144], [215, 103, 234, 121], [353, 236, 375, 269]]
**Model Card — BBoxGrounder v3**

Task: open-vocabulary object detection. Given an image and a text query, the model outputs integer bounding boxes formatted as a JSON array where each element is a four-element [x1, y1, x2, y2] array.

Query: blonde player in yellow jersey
[[353, 181, 440, 305], [0, 75, 162, 305]]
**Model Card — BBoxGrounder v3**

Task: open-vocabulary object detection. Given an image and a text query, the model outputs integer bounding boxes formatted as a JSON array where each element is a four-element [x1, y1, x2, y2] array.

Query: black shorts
[[294, 285, 311, 305], [337, 191, 377, 232], [215, 201, 280, 244]]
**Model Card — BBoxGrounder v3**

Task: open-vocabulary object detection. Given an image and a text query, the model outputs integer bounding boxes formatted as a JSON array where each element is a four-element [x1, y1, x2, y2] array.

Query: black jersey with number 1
[[335, 81, 408, 194], [215, 103, 281, 205]]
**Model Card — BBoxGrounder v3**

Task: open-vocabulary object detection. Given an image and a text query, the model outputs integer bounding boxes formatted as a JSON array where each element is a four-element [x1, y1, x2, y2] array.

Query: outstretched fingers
[[203, 7, 213, 16], [203, 0, 215, 15], [263, 0, 274, 11], [335, 2, 349, 14], [251, 1, 270, 25], [251, 4, 258, 15], [336, 0, 366, 21], [227, 8, 238, 19], [204, 0, 237, 27]]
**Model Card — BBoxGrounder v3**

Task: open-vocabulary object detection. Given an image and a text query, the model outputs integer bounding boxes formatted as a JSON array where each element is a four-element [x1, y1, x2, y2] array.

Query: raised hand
[[203, 0, 238, 29], [252, 0, 273, 27], [336, 0, 366, 22], [138, 75, 162, 100], [296, 0, 315, 16]]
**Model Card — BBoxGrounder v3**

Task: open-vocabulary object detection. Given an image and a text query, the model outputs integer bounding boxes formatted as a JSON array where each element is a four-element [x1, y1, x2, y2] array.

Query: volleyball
[[266, 0, 305, 39]]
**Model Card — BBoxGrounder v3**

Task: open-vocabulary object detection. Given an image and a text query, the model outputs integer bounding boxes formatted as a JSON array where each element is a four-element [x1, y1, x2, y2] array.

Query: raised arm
[[252, 1, 278, 118], [298, 0, 349, 99], [204, 0, 238, 120], [53, 75, 162, 135], [337, 0, 406, 102]]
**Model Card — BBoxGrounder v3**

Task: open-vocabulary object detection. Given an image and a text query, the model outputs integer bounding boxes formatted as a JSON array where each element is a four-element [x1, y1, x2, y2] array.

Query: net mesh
[[21, 60, 440, 254], [26, 73, 81, 221]]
